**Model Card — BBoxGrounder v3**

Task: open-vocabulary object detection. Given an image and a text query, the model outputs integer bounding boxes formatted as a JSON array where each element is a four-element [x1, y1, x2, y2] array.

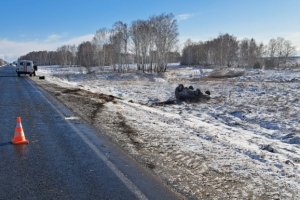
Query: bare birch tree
[[282, 40, 296, 64], [92, 28, 110, 70], [181, 39, 194, 66], [265, 37, 296, 68], [113, 21, 129, 71], [151, 13, 179, 72], [132, 20, 152, 72], [239, 38, 249, 67], [130, 20, 142, 70], [110, 30, 122, 71], [77, 41, 95, 73]]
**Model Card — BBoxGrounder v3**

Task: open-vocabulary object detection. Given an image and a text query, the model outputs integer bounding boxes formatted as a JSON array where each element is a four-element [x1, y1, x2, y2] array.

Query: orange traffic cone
[[11, 117, 29, 145]]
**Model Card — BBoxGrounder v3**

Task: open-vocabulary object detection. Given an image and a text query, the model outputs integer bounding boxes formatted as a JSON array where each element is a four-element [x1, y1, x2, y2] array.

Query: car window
[[27, 62, 31, 66], [20, 62, 24, 65]]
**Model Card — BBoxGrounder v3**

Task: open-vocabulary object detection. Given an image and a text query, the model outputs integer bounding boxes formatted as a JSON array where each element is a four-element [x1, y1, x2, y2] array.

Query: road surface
[[0, 65, 182, 199]]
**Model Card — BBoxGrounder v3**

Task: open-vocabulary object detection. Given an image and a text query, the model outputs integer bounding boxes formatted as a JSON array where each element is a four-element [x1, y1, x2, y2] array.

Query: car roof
[[18, 60, 33, 62]]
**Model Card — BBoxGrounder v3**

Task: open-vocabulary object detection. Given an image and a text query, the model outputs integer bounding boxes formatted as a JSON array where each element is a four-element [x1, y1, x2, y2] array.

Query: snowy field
[[36, 64, 300, 198]]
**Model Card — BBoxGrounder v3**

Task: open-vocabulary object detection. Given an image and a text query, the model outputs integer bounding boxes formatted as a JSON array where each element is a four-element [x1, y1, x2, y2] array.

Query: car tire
[[178, 84, 184, 92], [189, 86, 194, 90], [194, 89, 202, 96]]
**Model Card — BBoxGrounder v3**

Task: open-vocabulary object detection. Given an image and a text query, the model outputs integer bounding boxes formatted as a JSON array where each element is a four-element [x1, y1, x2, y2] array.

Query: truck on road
[[16, 60, 37, 77]]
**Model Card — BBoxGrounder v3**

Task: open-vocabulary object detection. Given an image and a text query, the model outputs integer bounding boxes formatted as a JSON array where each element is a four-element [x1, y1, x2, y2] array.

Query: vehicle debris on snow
[[175, 84, 210, 101]]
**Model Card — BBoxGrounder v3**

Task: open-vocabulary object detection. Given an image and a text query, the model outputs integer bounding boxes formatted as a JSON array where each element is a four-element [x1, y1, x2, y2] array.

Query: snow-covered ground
[[36, 64, 300, 198]]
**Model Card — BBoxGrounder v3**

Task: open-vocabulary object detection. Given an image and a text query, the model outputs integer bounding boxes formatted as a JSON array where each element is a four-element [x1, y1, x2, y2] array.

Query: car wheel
[[205, 91, 211, 95], [189, 86, 194, 90], [178, 84, 184, 92], [194, 89, 202, 96]]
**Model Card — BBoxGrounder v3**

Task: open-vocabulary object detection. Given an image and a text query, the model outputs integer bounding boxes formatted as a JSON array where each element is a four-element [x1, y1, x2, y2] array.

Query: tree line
[[19, 13, 180, 73], [19, 13, 298, 71], [181, 33, 297, 69]]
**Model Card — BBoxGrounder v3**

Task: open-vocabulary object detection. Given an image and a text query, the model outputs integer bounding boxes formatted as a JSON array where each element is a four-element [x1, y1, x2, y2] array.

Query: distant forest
[[181, 34, 298, 69], [19, 13, 298, 72]]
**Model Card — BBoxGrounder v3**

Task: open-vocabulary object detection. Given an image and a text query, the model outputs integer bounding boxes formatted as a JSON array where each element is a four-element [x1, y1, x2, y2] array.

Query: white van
[[16, 60, 37, 77]]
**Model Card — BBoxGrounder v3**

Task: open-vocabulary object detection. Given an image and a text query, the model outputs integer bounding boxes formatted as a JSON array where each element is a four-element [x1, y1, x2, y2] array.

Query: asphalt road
[[0, 65, 182, 200]]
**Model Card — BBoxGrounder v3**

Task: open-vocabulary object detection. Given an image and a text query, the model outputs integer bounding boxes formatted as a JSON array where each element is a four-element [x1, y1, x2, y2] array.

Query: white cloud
[[176, 14, 193, 21], [44, 34, 64, 43], [0, 34, 94, 62], [65, 34, 94, 44]]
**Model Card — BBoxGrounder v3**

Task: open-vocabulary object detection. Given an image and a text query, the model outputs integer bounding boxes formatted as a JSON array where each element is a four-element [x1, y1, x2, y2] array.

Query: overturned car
[[175, 84, 210, 101]]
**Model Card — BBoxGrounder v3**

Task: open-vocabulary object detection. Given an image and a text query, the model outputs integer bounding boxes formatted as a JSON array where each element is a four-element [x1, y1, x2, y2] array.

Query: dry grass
[[62, 87, 120, 102]]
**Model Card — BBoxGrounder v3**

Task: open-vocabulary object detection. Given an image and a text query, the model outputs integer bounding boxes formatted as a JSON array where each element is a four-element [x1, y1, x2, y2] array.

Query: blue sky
[[1, 0, 299, 62]]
